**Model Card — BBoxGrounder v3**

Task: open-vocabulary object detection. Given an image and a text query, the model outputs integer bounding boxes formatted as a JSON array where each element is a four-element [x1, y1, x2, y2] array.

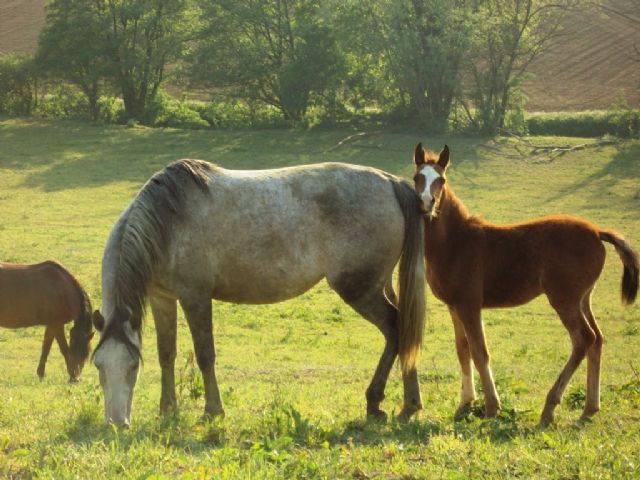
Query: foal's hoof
[[581, 406, 600, 419], [397, 405, 422, 423], [36, 369, 45, 380], [538, 414, 554, 428], [366, 408, 388, 422], [203, 407, 225, 420], [454, 402, 473, 421]]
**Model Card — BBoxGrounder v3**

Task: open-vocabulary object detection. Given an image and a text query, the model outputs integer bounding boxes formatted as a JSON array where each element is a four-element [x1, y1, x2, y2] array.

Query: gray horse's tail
[[392, 180, 426, 373]]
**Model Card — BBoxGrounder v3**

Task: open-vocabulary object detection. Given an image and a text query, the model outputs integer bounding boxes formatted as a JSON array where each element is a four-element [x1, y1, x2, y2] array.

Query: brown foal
[[412, 143, 639, 426]]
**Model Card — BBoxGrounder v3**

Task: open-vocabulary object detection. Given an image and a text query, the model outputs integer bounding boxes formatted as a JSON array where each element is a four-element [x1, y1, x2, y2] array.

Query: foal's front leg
[[448, 307, 476, 417], [150, 295, 178, 415], [452, 304, 501, 417], [180, 294, 224, 418]]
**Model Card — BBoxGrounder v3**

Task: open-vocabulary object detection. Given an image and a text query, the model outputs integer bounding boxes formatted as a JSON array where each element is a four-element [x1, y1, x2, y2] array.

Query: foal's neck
[[433, 186, 470, 230]]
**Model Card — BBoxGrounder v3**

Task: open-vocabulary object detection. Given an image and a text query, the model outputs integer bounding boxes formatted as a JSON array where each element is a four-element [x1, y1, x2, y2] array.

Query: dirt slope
[[0, 0, 637, 111], [0, 0, 44, 55], [525, 0, 640, 111]]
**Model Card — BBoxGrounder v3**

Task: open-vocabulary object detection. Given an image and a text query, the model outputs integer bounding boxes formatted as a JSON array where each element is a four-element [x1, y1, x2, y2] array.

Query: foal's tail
[[392, 180, 427, 373], [600, 230, 639, 305]]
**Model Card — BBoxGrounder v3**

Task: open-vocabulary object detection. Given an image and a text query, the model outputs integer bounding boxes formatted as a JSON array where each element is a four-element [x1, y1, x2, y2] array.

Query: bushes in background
[[526, 108, 639, 138]]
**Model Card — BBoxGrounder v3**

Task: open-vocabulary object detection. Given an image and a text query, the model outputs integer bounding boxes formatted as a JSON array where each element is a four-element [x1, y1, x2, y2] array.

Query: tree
[[37, 0, 195, 123], [103, 0, 195, 121], [191, 0, 344, 123], [464, 0, 581, 133], [337, 0, 473, 131], [37, 0, 110, 121]]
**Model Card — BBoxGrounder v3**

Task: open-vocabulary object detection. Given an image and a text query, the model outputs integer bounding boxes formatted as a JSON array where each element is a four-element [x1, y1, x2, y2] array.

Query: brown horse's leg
[[449, 307, 476, 417], [150, 295, 178, 415], [452, 304, 500, 417], [52, 323, 72, 378], [179, 294, 224, 419], [37, 325, 56, 379], [540, 302, 595, 426], [581, 290, 603, 419]]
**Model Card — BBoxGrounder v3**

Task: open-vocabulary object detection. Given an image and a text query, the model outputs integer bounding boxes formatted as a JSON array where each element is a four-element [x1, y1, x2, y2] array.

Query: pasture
[[0, 117, 639, 478]]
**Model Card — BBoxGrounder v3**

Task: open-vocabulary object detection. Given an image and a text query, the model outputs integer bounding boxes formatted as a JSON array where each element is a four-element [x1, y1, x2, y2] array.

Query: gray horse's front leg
[[180, 294, 224, 418], [150, 295, 178, 415]]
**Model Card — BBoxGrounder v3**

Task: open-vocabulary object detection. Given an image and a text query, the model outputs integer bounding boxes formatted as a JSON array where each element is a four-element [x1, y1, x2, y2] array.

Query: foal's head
[[412, 143, 450, 219]]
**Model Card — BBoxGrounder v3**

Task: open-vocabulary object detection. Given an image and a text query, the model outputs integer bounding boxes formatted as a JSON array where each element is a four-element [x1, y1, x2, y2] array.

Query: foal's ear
[[437, 144, 450, 169], [414, 143, 426, 166], [92, 310, 105, 332]]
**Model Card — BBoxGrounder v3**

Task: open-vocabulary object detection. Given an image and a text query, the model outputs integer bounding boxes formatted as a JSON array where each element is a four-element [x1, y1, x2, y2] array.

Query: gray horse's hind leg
[[179, 294, 224, 418], [150, 295, 178, 415], [332, 277, 422, 420]]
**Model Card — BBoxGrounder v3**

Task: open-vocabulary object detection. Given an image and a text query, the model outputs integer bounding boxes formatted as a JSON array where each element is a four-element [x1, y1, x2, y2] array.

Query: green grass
[[0, 117, 639, 478]]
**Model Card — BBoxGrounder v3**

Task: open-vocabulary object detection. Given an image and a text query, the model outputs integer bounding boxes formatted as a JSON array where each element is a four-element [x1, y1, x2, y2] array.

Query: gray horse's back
[[155, 162, 409, 304]]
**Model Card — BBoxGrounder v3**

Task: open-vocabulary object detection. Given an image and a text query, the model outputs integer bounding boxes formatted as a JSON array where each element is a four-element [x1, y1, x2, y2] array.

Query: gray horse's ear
[[125, 305, 142, 330], [92, 310, 105, 332], [438, 145, 450, 169], [414, 143, 426, 166]]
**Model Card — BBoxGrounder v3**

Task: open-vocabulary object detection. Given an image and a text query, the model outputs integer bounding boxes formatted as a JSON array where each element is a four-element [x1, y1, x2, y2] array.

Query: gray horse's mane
[[114, 159, 213, 328]]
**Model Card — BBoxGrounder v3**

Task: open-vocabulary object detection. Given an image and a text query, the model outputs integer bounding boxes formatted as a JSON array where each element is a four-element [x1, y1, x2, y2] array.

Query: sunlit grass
[[0, 117, 638, 477]]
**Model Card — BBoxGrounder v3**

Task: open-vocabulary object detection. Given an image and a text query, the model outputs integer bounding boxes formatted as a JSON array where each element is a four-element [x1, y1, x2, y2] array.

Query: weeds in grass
[[564, 386, 586, 410], [176, 352, 204, 402]]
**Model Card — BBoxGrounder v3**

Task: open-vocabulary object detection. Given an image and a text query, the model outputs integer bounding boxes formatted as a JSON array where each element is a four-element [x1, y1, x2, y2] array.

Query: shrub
[[33, 84, 88, 120], [526, 109, 640, 138], [141, 91, 209, 129], [0, 54, 36, 115]]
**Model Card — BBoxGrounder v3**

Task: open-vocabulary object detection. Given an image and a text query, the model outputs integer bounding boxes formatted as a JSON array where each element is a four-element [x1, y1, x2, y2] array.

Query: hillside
[[0, 0, 638, 112], [525, 1, 640, 111], [0, 0, 44, 55]]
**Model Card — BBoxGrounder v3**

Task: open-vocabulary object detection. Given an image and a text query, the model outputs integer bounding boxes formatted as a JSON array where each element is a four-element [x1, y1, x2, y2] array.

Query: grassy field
[[0, 118, 639, 478]]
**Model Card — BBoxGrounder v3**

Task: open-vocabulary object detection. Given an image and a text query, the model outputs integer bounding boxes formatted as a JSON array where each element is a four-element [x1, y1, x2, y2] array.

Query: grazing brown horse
[[0, 261, 94, 381], [412, 143, 639, 426]]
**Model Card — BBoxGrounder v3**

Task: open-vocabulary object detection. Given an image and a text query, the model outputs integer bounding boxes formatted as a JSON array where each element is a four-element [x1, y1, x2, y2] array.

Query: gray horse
[[92, 159, 426, 426]]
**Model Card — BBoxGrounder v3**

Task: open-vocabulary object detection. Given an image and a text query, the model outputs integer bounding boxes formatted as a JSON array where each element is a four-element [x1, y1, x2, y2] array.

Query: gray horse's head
[[92, 307, 142, 427]]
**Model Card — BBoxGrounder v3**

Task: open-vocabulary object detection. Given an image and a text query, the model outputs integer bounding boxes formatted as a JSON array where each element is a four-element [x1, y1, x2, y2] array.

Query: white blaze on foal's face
[[418, 165, 442, 203]]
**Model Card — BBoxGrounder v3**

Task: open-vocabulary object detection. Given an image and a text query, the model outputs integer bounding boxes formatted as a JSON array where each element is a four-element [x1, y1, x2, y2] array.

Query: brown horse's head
[[68, 322, 94, 382], [412, 143, 449, 220]]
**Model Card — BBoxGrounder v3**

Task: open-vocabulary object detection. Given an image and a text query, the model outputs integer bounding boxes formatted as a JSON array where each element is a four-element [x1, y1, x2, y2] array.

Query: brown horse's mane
[[95, 160, 213, 355]]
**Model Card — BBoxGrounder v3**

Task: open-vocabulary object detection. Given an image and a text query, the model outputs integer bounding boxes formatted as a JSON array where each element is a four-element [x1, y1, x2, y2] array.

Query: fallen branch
[[325, 130, 384, 152], [493, 131, 621, 163]]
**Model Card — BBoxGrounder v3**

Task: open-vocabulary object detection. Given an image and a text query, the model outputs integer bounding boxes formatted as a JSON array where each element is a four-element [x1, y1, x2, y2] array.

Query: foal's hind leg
[[581, 289, 603, 419], [150, 295, 178, 415], [332, 279, 422, 421], [180, 294, 224, 419], [540, 300, 596, 426], [37, 325, 56, 379], [449, 307, 476, 417]]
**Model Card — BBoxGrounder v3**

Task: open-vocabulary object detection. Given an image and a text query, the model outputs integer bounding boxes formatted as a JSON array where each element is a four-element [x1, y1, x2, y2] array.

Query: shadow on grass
[[1, 118, 493, 192], [547, 141, 640, 206], [60, 398, 540, 457]]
